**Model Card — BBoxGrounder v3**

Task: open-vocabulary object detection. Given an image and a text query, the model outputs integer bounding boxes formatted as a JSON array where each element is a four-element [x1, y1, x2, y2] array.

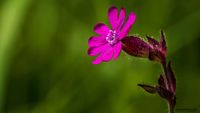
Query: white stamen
[[106, 30, 118, 45]]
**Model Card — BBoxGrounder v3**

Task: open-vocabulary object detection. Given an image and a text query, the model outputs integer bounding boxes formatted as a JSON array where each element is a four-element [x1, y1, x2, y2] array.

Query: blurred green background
[[1, 0, 200, 113]]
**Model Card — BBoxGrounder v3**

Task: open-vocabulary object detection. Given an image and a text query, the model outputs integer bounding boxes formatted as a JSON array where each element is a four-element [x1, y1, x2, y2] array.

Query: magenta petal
[[92, 56, 103, 64], [88, 44, 108, 56], [119, 12, 136, 39], [113, 42, 122, 60], [94, 23, 110, 35], [108, 6, 118, 30], [117, 8, 126, 31], [101, 46, 113, 61], [88, 36, 107, 47]]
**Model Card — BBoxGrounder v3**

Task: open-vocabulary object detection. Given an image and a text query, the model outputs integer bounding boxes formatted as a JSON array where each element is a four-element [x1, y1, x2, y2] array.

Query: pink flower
[[88, 6, 136, 64]]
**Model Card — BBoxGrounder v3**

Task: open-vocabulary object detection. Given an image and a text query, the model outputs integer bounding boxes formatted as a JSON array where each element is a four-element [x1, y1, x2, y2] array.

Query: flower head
[[88, 6, 136, 64]]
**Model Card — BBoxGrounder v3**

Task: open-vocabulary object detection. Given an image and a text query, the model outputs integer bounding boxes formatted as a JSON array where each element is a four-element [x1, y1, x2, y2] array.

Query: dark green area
[[0, 0, 200, 113]]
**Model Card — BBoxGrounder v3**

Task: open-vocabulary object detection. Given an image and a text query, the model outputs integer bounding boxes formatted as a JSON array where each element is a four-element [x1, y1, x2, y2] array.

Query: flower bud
[[148, 46, 165, 63], [122, 30, 167, 63], [121, 36, 150, 58], [147, 30, 167, 63]]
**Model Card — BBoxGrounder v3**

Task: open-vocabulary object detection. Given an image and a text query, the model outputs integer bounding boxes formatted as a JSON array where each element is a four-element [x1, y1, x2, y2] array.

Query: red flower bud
[[121, 36, 150, 58], [122, 30, 167, 64], [147, 30, 167, 63]]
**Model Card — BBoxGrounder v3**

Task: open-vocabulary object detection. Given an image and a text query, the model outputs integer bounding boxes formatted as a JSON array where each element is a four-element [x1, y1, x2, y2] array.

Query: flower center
[[106, 30, 119, 46]]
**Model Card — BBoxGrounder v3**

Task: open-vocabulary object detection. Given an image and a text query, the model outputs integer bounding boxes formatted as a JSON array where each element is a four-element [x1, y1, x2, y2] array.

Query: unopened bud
[[147, 30, 167, 63]]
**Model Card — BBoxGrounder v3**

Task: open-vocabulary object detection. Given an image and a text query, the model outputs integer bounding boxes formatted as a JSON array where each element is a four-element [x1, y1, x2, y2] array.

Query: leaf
[[158, 74, 168, 89], [146, 35, 159, 47], [138, 84, 157, 94], [166, 61, 176, 94], [156, 86, 173, 100], [160, 30, 167, 54]]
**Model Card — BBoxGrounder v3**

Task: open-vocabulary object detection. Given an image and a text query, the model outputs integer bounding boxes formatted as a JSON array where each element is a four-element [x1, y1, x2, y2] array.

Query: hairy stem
[[168, 102, 174, 113]]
